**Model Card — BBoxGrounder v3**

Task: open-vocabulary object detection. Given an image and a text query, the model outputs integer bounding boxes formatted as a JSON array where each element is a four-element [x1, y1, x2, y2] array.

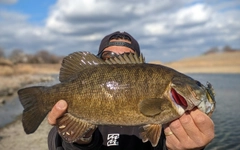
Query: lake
[[189, 73, 240, 150], [0, 73, 239, 149]]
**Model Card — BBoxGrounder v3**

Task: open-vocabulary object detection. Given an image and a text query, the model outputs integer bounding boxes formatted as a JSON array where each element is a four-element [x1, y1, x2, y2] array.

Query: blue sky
[[0, 0, 56, 23], [0, 0, 240, 62]]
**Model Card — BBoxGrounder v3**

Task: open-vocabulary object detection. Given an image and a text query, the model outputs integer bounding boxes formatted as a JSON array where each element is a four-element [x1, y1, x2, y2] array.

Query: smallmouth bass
[[18, 52, 215, 147]]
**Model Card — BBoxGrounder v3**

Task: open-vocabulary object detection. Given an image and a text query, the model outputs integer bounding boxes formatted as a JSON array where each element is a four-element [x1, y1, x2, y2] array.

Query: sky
[[0, 0, 240, 62]]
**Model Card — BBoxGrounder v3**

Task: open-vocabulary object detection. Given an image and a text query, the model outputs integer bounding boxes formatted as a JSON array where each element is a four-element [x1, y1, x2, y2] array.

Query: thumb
[[48, 100, 68, 125]]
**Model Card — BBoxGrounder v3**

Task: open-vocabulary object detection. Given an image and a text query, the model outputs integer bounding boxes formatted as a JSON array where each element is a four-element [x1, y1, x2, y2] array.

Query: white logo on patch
[[107, 133, 120, 146]]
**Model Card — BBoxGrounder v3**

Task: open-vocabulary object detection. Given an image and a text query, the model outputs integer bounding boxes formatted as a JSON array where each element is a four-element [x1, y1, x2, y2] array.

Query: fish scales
[[18, 51, 215, 147], [42, 64, 179, 125]]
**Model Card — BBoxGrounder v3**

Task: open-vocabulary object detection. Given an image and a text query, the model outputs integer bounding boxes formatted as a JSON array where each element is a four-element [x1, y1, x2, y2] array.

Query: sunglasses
[[97, 51, 133, 60]]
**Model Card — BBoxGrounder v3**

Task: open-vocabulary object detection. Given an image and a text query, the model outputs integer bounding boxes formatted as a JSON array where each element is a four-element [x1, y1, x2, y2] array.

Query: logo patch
[[107, 133, 120, 146]]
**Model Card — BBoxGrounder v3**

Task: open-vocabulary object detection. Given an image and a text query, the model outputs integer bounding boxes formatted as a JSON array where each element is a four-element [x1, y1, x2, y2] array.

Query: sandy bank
[[163, 51, 240, 73], [0, 117, 51, 150], [0, 74, 57, 149], [0, 63, 60, 104], [0, 74, 55, 105]]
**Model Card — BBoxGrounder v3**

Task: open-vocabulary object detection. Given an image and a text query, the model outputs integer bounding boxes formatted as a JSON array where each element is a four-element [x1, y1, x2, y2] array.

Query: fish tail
[[18, 86, 50, 134]]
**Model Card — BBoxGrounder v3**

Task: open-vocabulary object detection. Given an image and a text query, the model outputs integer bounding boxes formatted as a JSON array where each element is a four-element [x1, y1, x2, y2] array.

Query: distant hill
[[160, 51, 240, 73]]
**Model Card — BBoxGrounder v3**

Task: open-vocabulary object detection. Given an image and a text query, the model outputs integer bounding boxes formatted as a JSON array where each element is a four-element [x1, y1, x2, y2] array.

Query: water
[[0, 95, 23, 128], [188, 73, 240, 150], [0, 73, 239, 149], [0, 74, 59, 128]]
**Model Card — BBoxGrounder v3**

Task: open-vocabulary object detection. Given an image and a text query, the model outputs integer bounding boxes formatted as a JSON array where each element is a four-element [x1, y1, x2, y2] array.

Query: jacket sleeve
[[48, 127, 103, 150]]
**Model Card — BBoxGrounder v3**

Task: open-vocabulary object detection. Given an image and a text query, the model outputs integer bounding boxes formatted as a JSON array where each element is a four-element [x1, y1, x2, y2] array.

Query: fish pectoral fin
[[56, 113, 96, 143], [139, 98, 166, 117], [140, 124, 162, 147]]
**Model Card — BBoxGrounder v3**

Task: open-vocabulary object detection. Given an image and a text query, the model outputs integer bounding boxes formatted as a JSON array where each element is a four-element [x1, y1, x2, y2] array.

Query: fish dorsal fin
[[57, 113, 97, 143], [105, 52, 145, 64], [59, 51, 105, 82], [59, 51, 145, 82]]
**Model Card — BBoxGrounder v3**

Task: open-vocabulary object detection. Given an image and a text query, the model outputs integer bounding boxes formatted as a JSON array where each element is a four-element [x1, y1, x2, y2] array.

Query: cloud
[[0, 10, 59, 55], [0, 0, 239, 62], [174, 4, 211, 26], [0, 0, 17, 4], [45, 0, 188, 35]]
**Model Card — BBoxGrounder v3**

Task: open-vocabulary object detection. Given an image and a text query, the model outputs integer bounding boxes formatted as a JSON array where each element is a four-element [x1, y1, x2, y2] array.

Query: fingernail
[[57, 100, 67, 109]]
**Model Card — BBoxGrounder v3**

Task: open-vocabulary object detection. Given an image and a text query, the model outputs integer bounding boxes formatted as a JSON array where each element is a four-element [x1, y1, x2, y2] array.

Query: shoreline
[[164, 66, 240, 74], [0, 73, 57, 105], [0, 116, 51, 150], [164, 51, 240, 74], [0, 73, 56, 150]]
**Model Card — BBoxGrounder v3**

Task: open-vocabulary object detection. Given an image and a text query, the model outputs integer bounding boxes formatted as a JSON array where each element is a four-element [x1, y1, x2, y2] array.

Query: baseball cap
[[98, 31, 140, 56]]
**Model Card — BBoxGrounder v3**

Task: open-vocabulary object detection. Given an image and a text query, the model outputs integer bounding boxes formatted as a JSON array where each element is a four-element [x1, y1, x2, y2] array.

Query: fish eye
[[195, 80, 202, 86]]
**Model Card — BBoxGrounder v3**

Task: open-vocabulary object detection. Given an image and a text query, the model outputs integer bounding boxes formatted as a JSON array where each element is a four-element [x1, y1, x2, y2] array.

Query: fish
[[17, 51, 215, 147]]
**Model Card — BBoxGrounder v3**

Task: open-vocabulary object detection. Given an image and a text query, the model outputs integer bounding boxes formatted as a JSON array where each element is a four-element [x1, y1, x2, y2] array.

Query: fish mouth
[[171, 88, 188, 108]]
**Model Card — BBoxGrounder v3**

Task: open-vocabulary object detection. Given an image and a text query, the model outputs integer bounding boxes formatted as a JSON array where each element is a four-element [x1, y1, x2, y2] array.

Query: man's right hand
[[48, 100, 96, 144]]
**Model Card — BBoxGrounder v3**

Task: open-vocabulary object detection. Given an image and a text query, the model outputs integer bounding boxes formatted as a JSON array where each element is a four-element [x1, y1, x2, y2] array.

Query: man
[[48, 31, 214, 150]]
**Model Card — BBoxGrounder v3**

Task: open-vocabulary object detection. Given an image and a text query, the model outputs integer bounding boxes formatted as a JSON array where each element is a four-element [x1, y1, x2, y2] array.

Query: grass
[[0, 63, 61, 76]]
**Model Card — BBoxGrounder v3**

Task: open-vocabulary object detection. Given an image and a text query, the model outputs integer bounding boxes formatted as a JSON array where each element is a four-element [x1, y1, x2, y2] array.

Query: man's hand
[[164, 108, 214, 150], [48, 100, 68, 125], [48, 100, 96, 144]]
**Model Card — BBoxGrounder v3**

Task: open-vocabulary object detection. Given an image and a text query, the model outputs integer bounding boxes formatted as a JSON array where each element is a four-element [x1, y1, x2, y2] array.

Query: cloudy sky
[[0, 0, 239, 62]]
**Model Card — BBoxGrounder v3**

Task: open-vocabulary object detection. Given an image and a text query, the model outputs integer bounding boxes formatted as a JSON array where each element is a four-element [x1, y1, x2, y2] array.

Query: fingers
[[164, 114, 194, 149], [164, 124, 181, 149], [170, 115, 190, 142], [190, 109, 215, 141], [164, 109, 215, 150], [48, 100, 68, 125]]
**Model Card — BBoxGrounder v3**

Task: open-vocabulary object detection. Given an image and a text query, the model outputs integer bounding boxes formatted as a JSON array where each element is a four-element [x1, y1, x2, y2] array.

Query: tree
[[9, 49, 27, 63], [35, 50, 61, 63], [223, 45, 235, 52], [203, 47, 219, 55]]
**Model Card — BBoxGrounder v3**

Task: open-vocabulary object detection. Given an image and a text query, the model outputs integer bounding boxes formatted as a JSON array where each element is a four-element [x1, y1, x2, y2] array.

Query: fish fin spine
[[140, 124, 162, 147], [57, 113, 96, 143], [59, 51, 105, 82]]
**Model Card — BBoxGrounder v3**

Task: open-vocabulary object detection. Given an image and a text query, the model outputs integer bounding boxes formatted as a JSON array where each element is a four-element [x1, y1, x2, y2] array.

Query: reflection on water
[[0, 74, 240, 149], [188, 73, 240, 150]]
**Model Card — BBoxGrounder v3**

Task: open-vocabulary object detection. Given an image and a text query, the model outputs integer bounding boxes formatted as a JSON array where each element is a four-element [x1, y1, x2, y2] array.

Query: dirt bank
[[164, 51, 240, 73], [0, 117, 51, 150], [0, 74, 55, 105], [0, 64, 59, 149], [0, 63, 60, 104]]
